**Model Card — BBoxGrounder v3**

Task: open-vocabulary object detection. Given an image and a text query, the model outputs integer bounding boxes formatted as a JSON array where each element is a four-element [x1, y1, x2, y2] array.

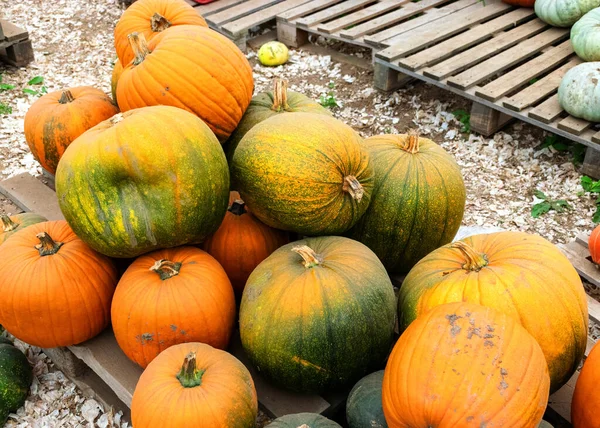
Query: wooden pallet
[[0, 20, 34, 67]]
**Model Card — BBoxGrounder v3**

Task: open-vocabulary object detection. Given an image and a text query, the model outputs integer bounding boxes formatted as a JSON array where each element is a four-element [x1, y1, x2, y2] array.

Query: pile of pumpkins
[[0, 0, 599, 426]]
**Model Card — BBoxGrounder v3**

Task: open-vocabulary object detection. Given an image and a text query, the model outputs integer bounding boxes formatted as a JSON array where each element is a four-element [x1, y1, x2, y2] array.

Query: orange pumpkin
[[111, 59, 123, 104], [114, 0, 207, 66], [0, 221, 117, 348], [111, 246, 236, 368], [131, 342, 258, 428], [383, 302, 550, 427], [23, 87, 119, 174], [589, 224, 600, 264], [202, 192, 290, 296], [116, 27, 254, 141], [572, 341, 600, 427]]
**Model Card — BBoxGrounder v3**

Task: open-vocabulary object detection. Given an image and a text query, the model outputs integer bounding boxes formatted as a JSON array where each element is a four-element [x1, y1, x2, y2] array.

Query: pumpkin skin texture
[[503, 0, 535, 6], [535, 0, 600, 27], [538, 422, 554, 428], [347, 133, 465, 273], [23, 86, 119, 174], [571, 8, 600, 61], [398, 231, 588, 392], [202, 191, 290, 296], [114, 0, 207, 66], [240, 236, 396, 393], [346, 371, 387, 428], [0, 213, 47, 245], [232, 113, 374, 236], [572, 341, 600, 427], [131, 342, 257, 428], [590, 224, 600, 264], [558, 62, 600, 121], [116, 26, 254, 142], [111, 59, 123, 104], [55, 106, 230, 258], [0, 221, 118, 348], [111, 246, 236, 368], [0, 337, 33, 424], [383, 302, 550, 428], [265, 413, 342, 428]]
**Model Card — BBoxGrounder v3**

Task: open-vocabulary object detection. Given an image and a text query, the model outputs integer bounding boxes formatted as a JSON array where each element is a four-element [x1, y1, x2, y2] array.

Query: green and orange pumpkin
[[0, 213, 47, 245]]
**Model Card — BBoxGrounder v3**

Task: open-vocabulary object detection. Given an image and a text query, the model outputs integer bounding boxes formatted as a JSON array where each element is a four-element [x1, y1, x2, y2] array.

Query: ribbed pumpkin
[[114, 0, 207, 66], [55, 106, 229, 258], [232, 113, 374, 235], [590, 224, 600, 264], [265, 413, 342, 428], [0, 213, 47, 244], [23, 86, 119, 174], [572, 341, 600, 427], [0, 337, 32, 425], [240, 236, 396, 393], [347, 132, 465, 273], [571, 8, 600, 61], [201, 191, 290, 296], [558, 62, 600, 121], [534, 0, 600, 27], [111, 59, 123, 104], [116, 26, 253, 141], [398, 231, 588, 392], [383, 302, 550, 427], [346, 371, 387, 428], [131, 342, 257, 427], [0, 221, 117, 348]]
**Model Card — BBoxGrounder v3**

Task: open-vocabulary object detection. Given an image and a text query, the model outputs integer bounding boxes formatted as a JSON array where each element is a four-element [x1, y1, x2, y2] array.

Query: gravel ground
[[1, 0, 599, 426]]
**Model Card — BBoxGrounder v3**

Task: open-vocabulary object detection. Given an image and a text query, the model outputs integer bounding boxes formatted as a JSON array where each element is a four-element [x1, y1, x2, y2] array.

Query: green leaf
[[27, 76, 44, 85], [550, 199, 572, 212], [0, 103, 12, 115], [328, 81, 335, 89], [531, 202, 551, 218], [593, 208, 600, 224], [582, 176, 594, 192], [533, 190, 547, 200], [22, 88, 37, 95], [552, 142, 569, 151]]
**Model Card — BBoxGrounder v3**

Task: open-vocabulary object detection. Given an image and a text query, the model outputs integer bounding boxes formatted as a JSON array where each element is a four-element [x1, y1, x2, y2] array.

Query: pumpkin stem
[[35, 232, 64, 256], [401, 130, 420, 154], [292, 245, 323, 268], [58, 90, 75, 104], [271, 78, 290, 112], [451, 241, 488, 272], [128, 32, 150, 66], [150, 259, 182, 280], [177, 352, 205, 388], [1, 215, 18, 232], [228, 200, 247, 216], [342, 176, 364, 202], [150, 12, 172, 32]]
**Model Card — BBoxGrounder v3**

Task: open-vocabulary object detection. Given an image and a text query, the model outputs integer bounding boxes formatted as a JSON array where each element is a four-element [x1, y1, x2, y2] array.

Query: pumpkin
[[225, 78, 330, 163], [258, 41, 290, 67], [201, 191, 290, 296], [265, 413, 341, 428], [0, 221, 117, 348], [383, 302, 550, 427], [590, 224, 600, 264], [534, 0, 600, 27], [111, 246, 236, 368], [23, 86, 119, 174], [398, 231, 588, 392], [558, 62, 600, 121], [111, 59, 123, 104], [347, 132, 465, 273], [114, 0, 207, 66], [346, 371, 387, 428], [55, 106, 230, 258], [0, 336, 33, 424], [538, 422, 554, 428], [0, 213, 47, 245], [571, 8, 600, 61], [240, 236, 396, 393], [116, 27, 254, 142], [502, 0, 536, 6], [572, 341, 600, 427], [231, 113, 374, 236], [131, 342, 257, 428]]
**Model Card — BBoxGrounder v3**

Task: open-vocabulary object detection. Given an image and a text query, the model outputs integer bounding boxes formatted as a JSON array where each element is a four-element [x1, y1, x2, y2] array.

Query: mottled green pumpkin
[[240, 236, 396, 393], [0, 337, 33, 424], [231, 113, 374, 236], [347, 133, 465, 273], [535, 0, 600, 27], [0, 213, 47, 245], [265, 413, 342, 428], [558, 62, 600, 122], [571, 8, 600, 61], [346, 371, 387, 428], [55, 105, 229, 258]]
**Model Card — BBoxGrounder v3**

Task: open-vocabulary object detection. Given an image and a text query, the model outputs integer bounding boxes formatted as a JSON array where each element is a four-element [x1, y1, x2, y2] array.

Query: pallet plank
[[0, 20, 28, 42], [592, 131, 600, 144], [528, 94, 564, 123], [0, 173, 63, 220], [558, 115, 592, 135], [207, 0, 282, 26], [317, 0, 403, 34], [296, 0, 377, 28], [277, 0, 343, 21], [223, 0, 311, 36]]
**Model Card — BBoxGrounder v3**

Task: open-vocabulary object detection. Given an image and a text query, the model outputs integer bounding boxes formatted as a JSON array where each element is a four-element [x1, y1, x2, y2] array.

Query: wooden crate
[[0, 19, 34, 67]]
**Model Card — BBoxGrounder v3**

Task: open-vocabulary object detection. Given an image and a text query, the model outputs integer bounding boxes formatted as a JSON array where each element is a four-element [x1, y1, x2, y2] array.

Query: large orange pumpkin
[[589, 224, 600, 264], [131, 342, 258, 428], [398, 231, 588, 392], [0, 221, 117, 348], [116, 26, 254, 141], [114, 0, 207, 66], [202, 191, 290, 296], [111, 59, 123, 105], [572, 341, 600, 427], [111, 246, 236, 368], [23, 87, 119, 174], [383, 302, 550, 427]]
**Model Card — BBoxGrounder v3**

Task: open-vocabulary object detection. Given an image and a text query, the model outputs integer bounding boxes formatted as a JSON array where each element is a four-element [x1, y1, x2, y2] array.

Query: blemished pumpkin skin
[[590, 224, 600, 264], [538, 421, 554, 428], [534, 0, 600, 27], [265, 413, 342, 428], [558, 62, 600, 122], [572, 341, 600, 427], [116, 26, 254, 142], [201, 191, 290, 296], [346, 371, 387, 428], [240, 236, 396, 393], [0, 213, 47, 245], [231, 113, 374, 236], [23, 86, 119, 174], [571, 8, 600, 61], [502, 0, 535, 6], [114, 0, 207, 66], [111, 59, 123, 104], [131, 343, 258, 428], [0, 221, 118, 348], [0, 337, 33, 425], [383, 302, 550, 428], [347, 133, 465, 273], [55, 106, 230, 258], [398, 231, 588, 393]]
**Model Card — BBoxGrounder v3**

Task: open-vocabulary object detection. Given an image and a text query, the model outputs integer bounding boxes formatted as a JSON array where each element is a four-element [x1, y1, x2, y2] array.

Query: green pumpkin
[[265, 413, 341, 428], [0, 213, 47, 245], [55, 106, 230, 258], [534, 0, 600, 27], [571, 8, 600, 60], [347, 133, 465, 273], [558, 62, 600, 121], [0, 336, 33, 424], [346, 370, 387, 428], [537, 421, 553, 428]]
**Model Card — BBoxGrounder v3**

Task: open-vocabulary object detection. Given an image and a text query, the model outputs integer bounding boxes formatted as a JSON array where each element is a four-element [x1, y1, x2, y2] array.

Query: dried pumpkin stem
[[35, 232, 64, 256], [128, 32, 150, 66], [451, 241, 488, 272], [150, 12, 172, 32], [150, 259, 182, 280], [1, 215, 18, 232], [271, 78, 290, 112], [58, 90, 75, 104], [228, 200, 247, 216], [401, 130, 420, 154], [177, 352, 205, 388], [292, 245, 323, 268], [343, 175, 364, 202]]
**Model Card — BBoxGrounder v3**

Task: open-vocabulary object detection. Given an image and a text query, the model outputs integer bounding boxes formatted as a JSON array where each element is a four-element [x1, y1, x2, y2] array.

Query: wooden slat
[[0, 20, 28, 42], [558, 115, 592, 135], [194, 0, 247, 16], [296, 0, 377, 28], [0, 173, 63, 220], [593, 131, 600, 144], [528, 94, 564, 123], [223, 0, 311, 36], [277, 0, 344, 21], [207, 0, 281, 26], [317, 0, 403, 34]]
